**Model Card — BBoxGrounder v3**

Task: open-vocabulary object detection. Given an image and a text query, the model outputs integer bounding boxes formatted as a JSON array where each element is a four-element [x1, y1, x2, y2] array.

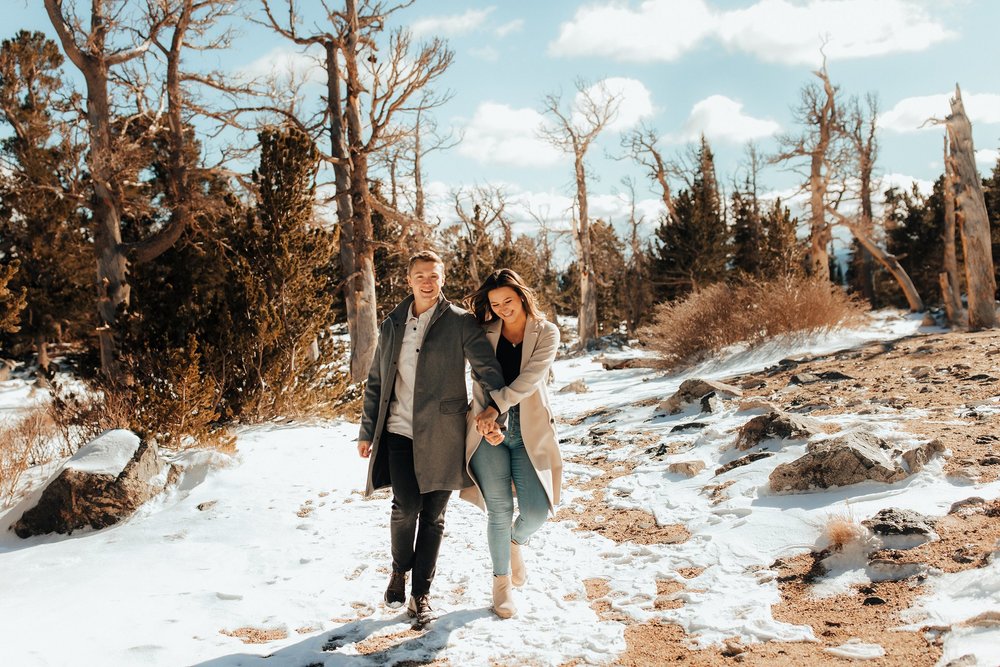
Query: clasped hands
[[475, 406, 505, 446]]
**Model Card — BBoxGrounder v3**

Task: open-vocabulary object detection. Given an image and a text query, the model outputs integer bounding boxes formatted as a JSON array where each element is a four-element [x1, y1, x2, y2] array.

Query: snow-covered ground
[[1, 311, 999, 666]]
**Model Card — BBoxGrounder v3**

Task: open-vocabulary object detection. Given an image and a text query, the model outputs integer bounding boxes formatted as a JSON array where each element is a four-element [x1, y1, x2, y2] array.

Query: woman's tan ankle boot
[[492, 575, 517, 619], [510, 541, 527, 587]]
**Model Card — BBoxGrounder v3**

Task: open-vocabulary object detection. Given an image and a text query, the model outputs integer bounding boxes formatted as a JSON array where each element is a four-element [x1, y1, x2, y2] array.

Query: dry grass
[[0, 409, 59, 507], [47, 381, 135, 454], [641, 277, 866, 369], [824, 514, 868, 550]]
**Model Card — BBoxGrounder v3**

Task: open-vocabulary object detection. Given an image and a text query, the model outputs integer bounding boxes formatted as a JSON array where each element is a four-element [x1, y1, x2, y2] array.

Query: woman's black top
[[496, 333, 523, 385]]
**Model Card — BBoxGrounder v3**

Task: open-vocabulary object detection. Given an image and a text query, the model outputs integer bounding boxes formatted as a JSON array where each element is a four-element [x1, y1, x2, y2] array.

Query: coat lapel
[[519, 317, 540, 371], [485, 319, 502, 351]]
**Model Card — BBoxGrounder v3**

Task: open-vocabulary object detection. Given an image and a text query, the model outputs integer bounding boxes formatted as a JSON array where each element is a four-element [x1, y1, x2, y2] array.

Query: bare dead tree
[[620, 177, 650, 333], [43, 0, 171, 383], [944, 85, 997, 330], [772, 57, 847, 281], [940, 133, 965, 325], [452, 184, 508, 286], [623, 122, 677, 222], [540, 79, 621, 347], [843, 93, 923, 311], [260, 0, 453, 380]]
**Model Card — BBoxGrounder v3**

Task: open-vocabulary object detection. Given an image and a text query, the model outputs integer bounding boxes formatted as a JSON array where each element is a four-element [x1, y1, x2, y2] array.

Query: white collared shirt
[[385, 302, 436, 439]]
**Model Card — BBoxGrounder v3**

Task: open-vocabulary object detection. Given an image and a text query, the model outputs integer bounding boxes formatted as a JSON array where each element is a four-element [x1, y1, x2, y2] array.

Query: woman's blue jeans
[[470, 406, 550, 576]]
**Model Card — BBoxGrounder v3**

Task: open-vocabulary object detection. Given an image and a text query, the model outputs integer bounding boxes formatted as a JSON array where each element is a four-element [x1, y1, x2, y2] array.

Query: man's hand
[[475, 406, 499, 435], [357, 440, 373, 458]]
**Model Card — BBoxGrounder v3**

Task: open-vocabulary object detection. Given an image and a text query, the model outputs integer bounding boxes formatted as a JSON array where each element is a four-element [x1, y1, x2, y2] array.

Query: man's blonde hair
[[408, 250, 445, 273]]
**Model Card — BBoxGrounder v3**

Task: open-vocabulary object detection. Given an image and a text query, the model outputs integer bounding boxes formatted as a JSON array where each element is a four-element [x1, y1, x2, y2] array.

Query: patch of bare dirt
[[219, 626, 288, 644], [557, 489, 689, 545]]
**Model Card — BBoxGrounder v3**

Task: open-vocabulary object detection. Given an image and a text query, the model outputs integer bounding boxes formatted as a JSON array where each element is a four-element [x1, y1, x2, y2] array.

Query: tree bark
[[574, 153, 598, 345], [845, 222, 923, 311], [941, 134, 965, 325], [947, 85, 997, 330]]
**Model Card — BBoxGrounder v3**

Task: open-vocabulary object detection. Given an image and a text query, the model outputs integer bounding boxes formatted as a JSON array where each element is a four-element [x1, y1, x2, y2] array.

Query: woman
[[460, 269, 562, 619]]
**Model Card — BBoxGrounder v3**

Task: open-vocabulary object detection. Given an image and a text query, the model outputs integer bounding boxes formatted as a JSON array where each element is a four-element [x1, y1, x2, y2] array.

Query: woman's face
[[488, 286, 525, 324]]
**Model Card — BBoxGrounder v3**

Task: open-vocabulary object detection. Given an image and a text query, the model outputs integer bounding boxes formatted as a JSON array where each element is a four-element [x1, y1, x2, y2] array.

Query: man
[[357, 250, 505, 625]]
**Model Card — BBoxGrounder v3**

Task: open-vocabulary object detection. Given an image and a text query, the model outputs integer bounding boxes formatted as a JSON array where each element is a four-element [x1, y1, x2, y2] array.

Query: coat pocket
[[439, 397, 469, 414]]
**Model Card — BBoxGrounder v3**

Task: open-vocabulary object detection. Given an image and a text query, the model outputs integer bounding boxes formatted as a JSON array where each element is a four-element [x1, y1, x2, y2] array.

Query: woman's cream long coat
[[459, 316, 562, 513]]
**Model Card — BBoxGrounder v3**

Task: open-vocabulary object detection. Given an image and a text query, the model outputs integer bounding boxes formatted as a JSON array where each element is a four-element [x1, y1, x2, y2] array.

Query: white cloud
[[717, 0, 956, 65], [575, 78, 655, 132], [550, 0, 955, 66], [670, 95, 780, 144], [549, 0, 713, 62], [410, 7, 495, 38], [469, 46, 500, 62], [977, 148, 1000, 167], [241, 46, 325, 85], [495, 19, 524, 38], [458, 102, 565, 168], [880, 91, 1000, 132]]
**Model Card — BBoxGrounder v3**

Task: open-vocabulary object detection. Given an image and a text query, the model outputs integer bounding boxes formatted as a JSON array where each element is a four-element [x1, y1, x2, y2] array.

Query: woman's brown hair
[[463, 268, 542, 325]]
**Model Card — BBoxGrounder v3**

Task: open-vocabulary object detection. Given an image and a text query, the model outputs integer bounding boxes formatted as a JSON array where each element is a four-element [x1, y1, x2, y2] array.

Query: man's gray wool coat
[[359, 295, 505, 496]]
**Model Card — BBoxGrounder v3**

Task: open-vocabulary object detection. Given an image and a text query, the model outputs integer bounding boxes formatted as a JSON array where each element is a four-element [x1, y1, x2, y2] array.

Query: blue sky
[[8, 0, 1000, 249]]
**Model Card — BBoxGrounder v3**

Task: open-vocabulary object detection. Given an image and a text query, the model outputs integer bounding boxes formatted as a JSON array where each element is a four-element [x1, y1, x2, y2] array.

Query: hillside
[[1, 311, 998, 666]]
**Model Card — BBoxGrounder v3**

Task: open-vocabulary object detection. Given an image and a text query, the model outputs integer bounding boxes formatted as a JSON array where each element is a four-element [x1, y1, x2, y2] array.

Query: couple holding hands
[[357, 250, 562, 625]]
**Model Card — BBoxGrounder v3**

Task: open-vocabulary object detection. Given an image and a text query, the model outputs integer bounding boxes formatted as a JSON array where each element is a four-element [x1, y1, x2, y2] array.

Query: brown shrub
[[824, 515, 867, 550], [0, 409, 58, 507], [640, 276, 866, 369]]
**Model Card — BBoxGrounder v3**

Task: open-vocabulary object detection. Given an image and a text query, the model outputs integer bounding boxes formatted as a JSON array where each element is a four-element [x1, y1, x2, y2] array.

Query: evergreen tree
[[983, 155, 1000, 297], [650, 137, 729, 301], [560, 219, 627, 334], [760, 197, 802, 278], [885, 181, 949, 305], [0, 31, 90, 368], [0, 260, 26, 334], [730, 183, 764, 278]]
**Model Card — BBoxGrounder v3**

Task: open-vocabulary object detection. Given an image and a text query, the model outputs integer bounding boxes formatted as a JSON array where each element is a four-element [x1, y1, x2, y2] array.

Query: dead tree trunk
[[946, 85, 997, 330], [940, 133, 965, 325]]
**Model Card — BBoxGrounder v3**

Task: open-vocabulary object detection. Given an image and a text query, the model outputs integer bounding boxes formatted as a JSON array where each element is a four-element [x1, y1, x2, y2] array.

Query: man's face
[[407, 260, 445, 303]]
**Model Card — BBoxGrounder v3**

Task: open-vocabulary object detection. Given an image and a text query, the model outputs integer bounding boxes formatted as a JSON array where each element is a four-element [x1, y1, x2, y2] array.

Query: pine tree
[[760, 197, 802, 278], [0, 31, 90, 368], [731, 184, 764, 278], [560, 219, 627, 334], [885, 182, 949, 305], [0, 260, 26, 334], [650, 137, 729, 301]]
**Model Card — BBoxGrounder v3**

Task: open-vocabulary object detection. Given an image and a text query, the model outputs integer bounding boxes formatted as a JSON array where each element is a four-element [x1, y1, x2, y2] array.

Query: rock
[[558, 379, 588, 394], [596, 355, 652, 371], [700, 392, 724, 414], [12, 430, 169, 538], [789, 372, 821, 385], [920, 312, 936, 327], [197, 500, 218, 512], [668, 460, 706, 477], [657, 378, 742, 415], [734, 410, 822, 451], [817, 371, 854, 381], [943, 656, 978, 667], [670, 421, 706, 432], [949, 497, 987, 515], [901, 439, 946, 473], [737, 398, 776, 412], [862, 596, 886, 606], [910, 365, 934, 379], [721, 640, 745, 657], [768, 431, 905, 493], [862, 508, 936, 537], [716, 451, 773, 475]]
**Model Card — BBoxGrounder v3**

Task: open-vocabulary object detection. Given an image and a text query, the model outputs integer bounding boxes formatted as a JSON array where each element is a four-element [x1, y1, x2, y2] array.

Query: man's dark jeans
[[385, 432, 451, 597]]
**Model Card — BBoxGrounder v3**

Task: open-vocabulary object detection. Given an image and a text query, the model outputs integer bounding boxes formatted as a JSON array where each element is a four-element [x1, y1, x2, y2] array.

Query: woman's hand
[[475, 406, 499, 435], [484, 423, 505, 446]]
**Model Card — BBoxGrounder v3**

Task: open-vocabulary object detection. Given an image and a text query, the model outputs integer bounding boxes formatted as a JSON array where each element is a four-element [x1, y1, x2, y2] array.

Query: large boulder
[[658, 378, 742, 415], [769, 431, 907, 493], [734, 410, 823, 451], [12, 430, 170, 538]]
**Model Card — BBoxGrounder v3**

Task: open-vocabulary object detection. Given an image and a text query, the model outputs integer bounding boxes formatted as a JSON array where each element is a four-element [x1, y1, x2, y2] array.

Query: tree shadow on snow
[[193, 606, 492, 666]]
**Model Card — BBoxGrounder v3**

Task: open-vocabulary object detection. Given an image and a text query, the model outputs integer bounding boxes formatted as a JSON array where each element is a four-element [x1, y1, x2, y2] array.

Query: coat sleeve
[[358, 323, 385, 442], [491, 321, 559, 414], [462, 314, 505, 397]]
